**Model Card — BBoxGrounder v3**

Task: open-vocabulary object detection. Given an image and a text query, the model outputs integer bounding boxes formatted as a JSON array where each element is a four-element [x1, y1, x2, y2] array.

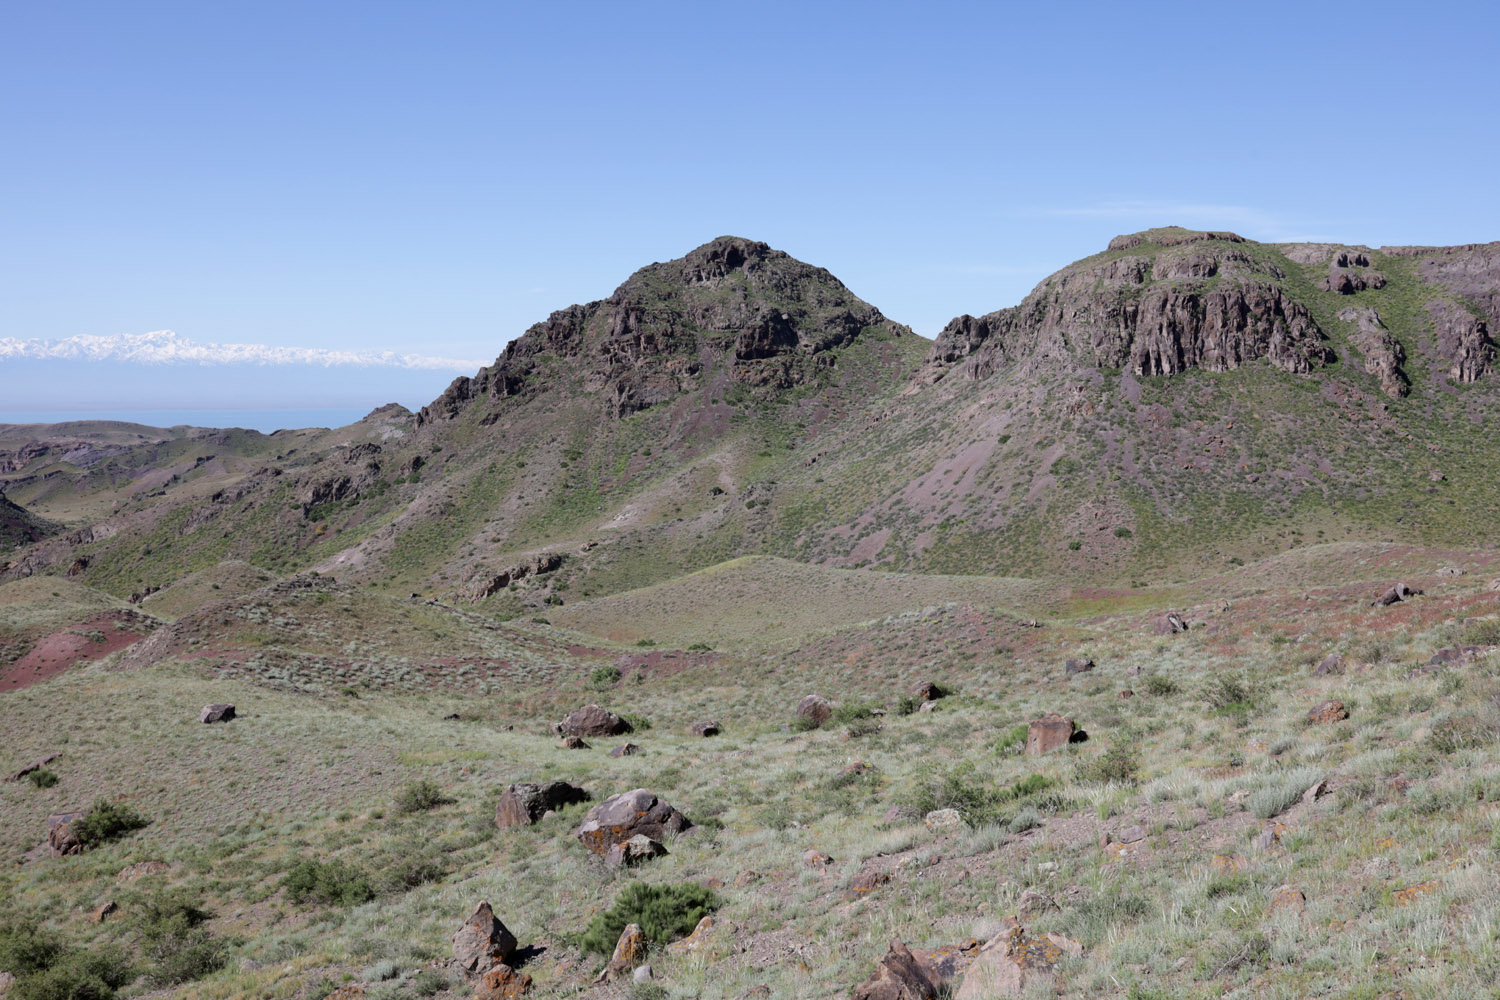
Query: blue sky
[[3, 0, 1497, 419]]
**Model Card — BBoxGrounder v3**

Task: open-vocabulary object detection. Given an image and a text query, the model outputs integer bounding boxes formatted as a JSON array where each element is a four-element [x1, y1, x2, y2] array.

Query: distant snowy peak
[[0, 330, 484, 371]]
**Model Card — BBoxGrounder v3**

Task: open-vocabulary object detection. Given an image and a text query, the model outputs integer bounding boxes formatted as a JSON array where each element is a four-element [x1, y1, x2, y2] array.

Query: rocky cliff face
[[419, 237, 909, 424], [920, 230, 1332, 384]]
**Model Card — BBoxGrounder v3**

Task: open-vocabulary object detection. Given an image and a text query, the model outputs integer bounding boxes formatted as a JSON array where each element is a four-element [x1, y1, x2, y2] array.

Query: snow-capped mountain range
[[0, 330, 484, 371]]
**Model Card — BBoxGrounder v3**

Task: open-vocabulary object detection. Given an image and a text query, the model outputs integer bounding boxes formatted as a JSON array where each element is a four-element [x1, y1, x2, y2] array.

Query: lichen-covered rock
[[475, 964, 532, 999], [605, 834, 667, 867], [47, 812, 84, 856], [688, 720, 721, 737], [1429, 300, 1493, 383], [604, 923, 646, 979], [797, 695, 833, 729], [575, 789, 690, 855], [955, 924, 1067, 999], [1307, 700, 1349, 725]]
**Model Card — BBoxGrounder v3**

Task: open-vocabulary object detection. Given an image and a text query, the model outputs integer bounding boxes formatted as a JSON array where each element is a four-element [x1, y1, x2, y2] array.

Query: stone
[[1025, 714, 1075, 756], [851, 939, 939, 1000], [1045, 933, 1083, 958], [917, 700, 937, 714], [1118, 689, 1134, 699], [554, 704, 631, 738], [955, 923, 1066, 999], [1210, 854, 1245, 873], [558, 735, 590, 749], [200, 704, 236, 724], [924, 808, 962, 832], [118, 861, 170, 880], [908, 941, 982, 991], [847, 870, 891, 897], [608, 743, 640, 757], [47, 812, 84, 856], [665, 915, 717, 956], [1302, 779, 1328, 805], [90, 900, 117, 923], [1362, 857, 1397, 879], [605, 923, 646, 979], [688, 720, 721, 737], [495, 781, 589, 828], [605, 834, 667, 867], [732, 870, 760, 887], [797, 694, 833, 729], [475, 964, 531, 999], [1313, 653, 1345, 676], [575, 788, 691, 855], [1118, 824, 1147, 844], [0, 971, 14, 997], [633, 965, 653, 984], [803, 848, 833, 869], [451, 900, 517, 974], [910, 681, 944, 701], [1307, 700, 1348, 725], [1063, 658, 1094, 676], [1151, 612, 1187, 636], [1372, 583, 1423, 607], [7, 753, 61, 782]]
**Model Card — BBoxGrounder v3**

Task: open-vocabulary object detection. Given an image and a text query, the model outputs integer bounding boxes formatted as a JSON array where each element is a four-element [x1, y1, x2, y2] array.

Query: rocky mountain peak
[[418, 237, 908, 424]]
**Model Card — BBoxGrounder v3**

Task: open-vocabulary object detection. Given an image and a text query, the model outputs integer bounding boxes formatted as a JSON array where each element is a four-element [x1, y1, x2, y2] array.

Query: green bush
[[1202, 674, 1255, 714], [589, 666, 622, 690], [1462, 619, 1500, 646], [994, 724, 1029, 756], [0, 921, 64, 977], [281, 858, 376, 906], [576, 883, 720, 957], [394, 779, 452, 815], [410, 970, 449, 996], [12, 948, 132, 1000], [1143, 674, 1178, 696], [1075, 745, 1141, 785], [895, 695, 919, 717], [26, 770, 58, 789], [135, 889, 227, 987], [1067, 540, 1082, 551], [1113, 526, 1133, 538], [72, 799, 149, 848]]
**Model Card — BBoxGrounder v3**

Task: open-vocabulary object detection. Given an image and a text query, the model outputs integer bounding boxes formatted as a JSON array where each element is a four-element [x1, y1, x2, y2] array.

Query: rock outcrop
[[553, 705, 632, 738], [1338, 307, 1408, 396], [451, 900, 517, 974], [1428, 300, 1493, 383], [575, 788, 691, 855]]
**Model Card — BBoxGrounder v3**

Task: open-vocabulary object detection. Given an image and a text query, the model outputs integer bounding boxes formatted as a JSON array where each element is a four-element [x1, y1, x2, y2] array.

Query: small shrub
[[589, 666, 622, 690], [72, 799, 149, 848], [1113, 526, 1133, 538], [0, 921, 64, 977], [620, 713, 652, 732], [26, 770, 58, 789], [1143, 674, 1178, 696], [136, 889, 228, 987], [1075, 746, 1141, 786], [12, 948, 132, 1000], [994, 724, 1029, 756], [576, 883, 720, 957], [686, 642, 713, 652], [410, 970, 449, 996], [635, 639, 656, 648], [895, 695, 919, 716], [1249, 768, 1322, 819], [1067, 540, 1082, 551], [282, 858, 376, 906], [1462, 619, 1500, 647], [394, 780, 452, 815], [1202, 674, 1255, 714]]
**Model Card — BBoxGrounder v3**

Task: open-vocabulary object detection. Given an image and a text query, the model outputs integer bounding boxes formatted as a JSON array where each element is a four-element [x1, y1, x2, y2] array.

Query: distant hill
[[4, 230, 1499, 601]]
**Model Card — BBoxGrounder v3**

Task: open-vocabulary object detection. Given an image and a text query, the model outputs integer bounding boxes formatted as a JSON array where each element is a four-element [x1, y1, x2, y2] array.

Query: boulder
[[90, 900, 117, 923], [1151, 613, 1187, 635], [797, 695, 833, 729], [476, 964, 532, 999], [1372, 582, 1423, 607], [1025, 714, 1075, 756], [924, 809, 962, 832], [607, 743, 641, 758], [495, 781, 589, 829], [851, 940, 939, 1000], [665, 915, 718, 956], [688, 720, 721, 737], [575, 788, 691, 855], [1211, 854, 1246, 873], [0, 971, 13, 996], [910, 681, 944, 701], [803, 848, 833, 869], [7, 753, 61, 782], [847, 870, 891, 898], [955, 923, 1065, 999], [1313, 654, 1345, 676], [1063, 658, 1094, 676], [554, 704, 632, 738], [1016, 889, 1059, 916], [605, 834, 667, 867], [558, 735, 590, 750], [605, 923, 646, 979], [451, 900, 517, 974], [1268, 886, 1305, 916], [1307, 700, 1349, 725], [200, 704, 236, 724], [1117, 824, 1147, 844], [1118, 689, 1134, 699], [908, 941, 982, 991], [47, 812, 84, 856]]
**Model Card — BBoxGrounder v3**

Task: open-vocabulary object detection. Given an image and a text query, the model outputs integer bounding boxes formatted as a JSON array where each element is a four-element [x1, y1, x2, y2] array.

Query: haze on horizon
[[3, 0, 1498, 421]]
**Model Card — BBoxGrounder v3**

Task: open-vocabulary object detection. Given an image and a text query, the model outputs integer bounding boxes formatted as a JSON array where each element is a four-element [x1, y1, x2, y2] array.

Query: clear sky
[[3, 0, 1498, 417]]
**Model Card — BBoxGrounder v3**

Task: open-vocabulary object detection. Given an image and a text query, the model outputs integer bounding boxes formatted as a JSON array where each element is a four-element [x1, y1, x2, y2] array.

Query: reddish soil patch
[[1, 612, 157, 692]]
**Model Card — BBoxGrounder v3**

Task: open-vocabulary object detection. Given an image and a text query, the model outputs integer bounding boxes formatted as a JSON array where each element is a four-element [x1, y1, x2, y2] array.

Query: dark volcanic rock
[[495, 781, 589, 828], [1428, 300, 1493, 383], [451, 900, 517, 974], [554, 704, 632, 738], [200, 704, 236, 724], [851, 939, 939, 1000], [47, 812, 84, 856], [1338, 307, 1408, 396], [797, 694, 833, 729]]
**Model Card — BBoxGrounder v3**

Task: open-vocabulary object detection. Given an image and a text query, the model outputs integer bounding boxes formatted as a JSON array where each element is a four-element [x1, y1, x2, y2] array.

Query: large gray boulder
[[554, 704, 632, 738], [575, 788, 690, 855], [451, 900, 517, 974], [495, 781, 589, 828]]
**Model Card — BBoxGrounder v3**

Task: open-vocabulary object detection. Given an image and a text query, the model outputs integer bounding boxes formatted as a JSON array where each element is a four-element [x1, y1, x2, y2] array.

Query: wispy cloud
[[1039, 200, 1348, 244], [0, 330, 484, 371]]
